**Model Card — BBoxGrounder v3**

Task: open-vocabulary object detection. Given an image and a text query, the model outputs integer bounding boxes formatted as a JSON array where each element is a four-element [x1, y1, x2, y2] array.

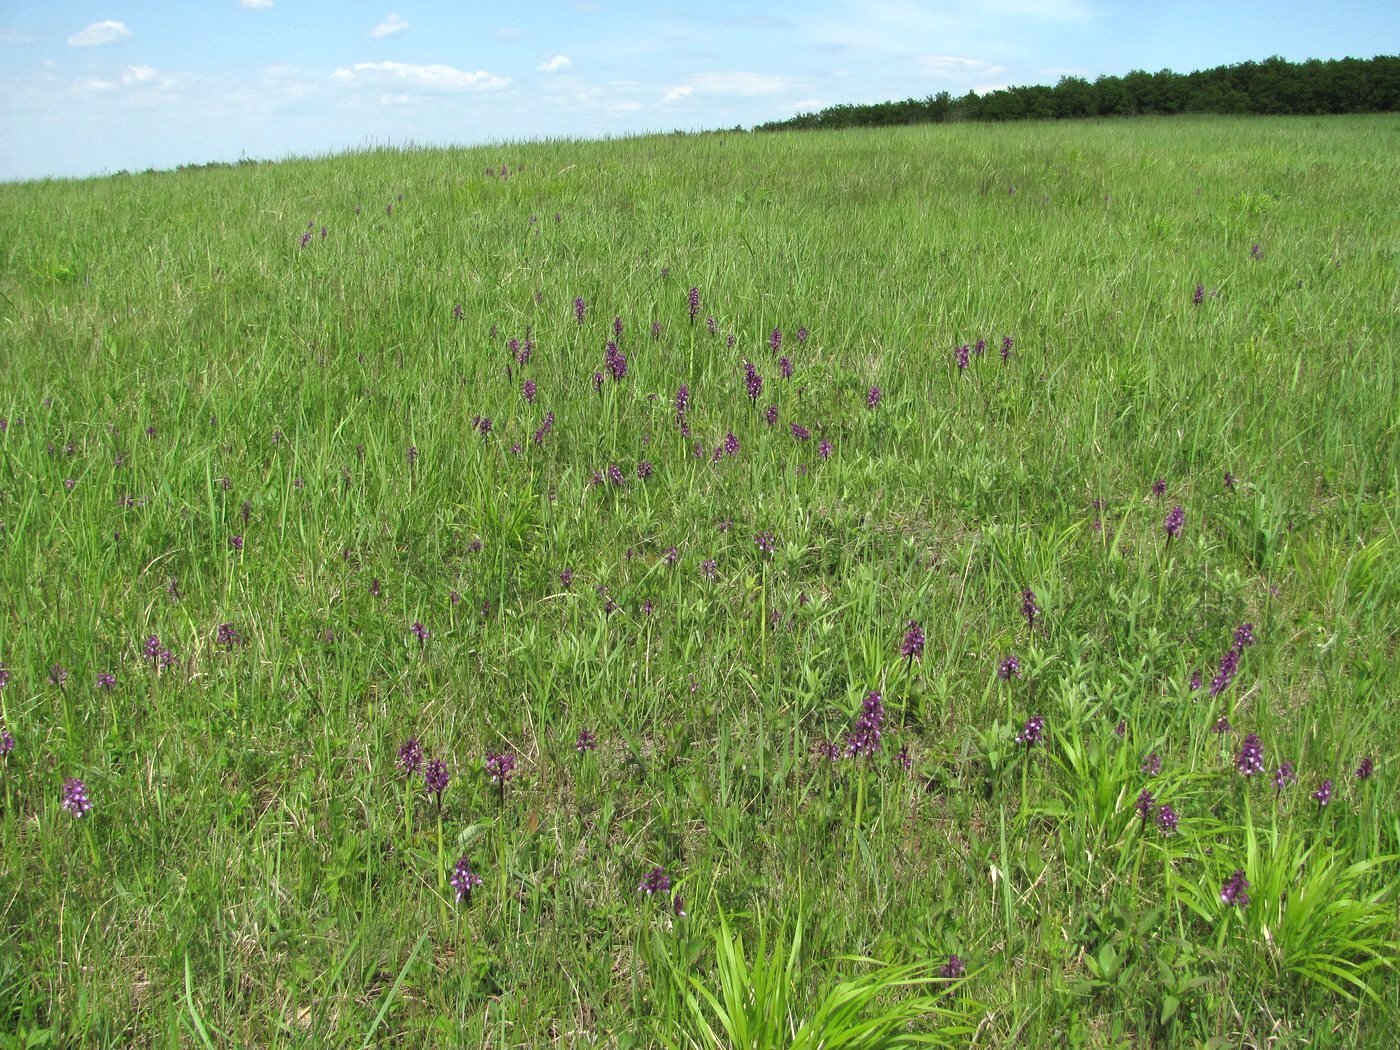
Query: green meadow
[[1, 114, 1398, 1047]]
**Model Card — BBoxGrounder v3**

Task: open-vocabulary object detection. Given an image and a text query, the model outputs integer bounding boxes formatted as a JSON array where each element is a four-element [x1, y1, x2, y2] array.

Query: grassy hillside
[[1, 115, 1398, 1046]]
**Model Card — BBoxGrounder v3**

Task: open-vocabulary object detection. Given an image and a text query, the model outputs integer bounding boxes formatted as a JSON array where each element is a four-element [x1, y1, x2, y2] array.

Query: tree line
[[755, 54, 1400, 132]]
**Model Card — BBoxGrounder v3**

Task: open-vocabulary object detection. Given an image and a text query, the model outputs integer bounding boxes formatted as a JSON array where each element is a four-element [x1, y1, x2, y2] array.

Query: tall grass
[[0, 115, 1397, 1046]]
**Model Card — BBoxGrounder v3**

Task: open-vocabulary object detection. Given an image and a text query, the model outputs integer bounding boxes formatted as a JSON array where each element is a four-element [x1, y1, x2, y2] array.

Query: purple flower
[[1212, 715, 1232, 735], [607, 463, 626, 486], [687, 286, 700, 321], [485, 752, 516, 786], [49, 664, 69, 688], [637, 460, 655, 480], [1156, 804, 1179, 835], [1356, 756, 1374, 780], [790, 423, 810, 441], [1236, 733, 1264, 776], [769, 328, 782, 354], [1164, 506, 1185, 538], [522, 379, 537, 404], [639, 866, 671, 896], [559, 568, 574, 589], [0, 664, 9, 690], [1210, 646, 1240, 698], [812, 738, 842, 762], [1250, 243, 1263, 260], [650, 320, 663, 340], [370, 578, 382, 597], [765, 404, 778, 426], [1224, 471, 1237, 491], [706, 315, 717, 335], [846, 691, 885, 757], [95, 670, 117, 690], [1141, 752, 1162, 776], [664, 546, 679, 566], [605, 342, 627, 381], [867, 386, 882, 409], [62, 777, 92, 818], [1193, 283, 1205, 306], [754, 531, 777, 556], [1272, 762, 1295, 793], [724, 432, 739, 457], [0, 727, 14, 756], [614, 315, 624, 339], [779, 356, 793, 379], [675, 384, 689, 419], [1312, 778, 1332, 807], [533, 411, 555, 445], [700, 558, 717, 580], [574, 296, 586, 324], [955, 344, 970, 370], [452, 303, 464, 321], [901, 620, 925, 661], [1189, 671, 1203, 691], [1014, 714, 1044, 746], [818, 439, 832, 460], [1135, 789, 1156, 821], [592, 371, 604, 393], [1001, 336, 1013, 361], [939, 955, 965, 980], [1233, 623, 1255, 648], [411, 621, 429, 644], [1220, 869, 1250, 908], [451, 856, 484, 903], [998, 656, 1020, 681], [423, 758, 450, 804], [398, 737, 423, 774], [672, 893, 687, 918], [745, 364, 764, 403], [896, 744, 913, 771], [229, 534, 244, 552], [1021, 589, 1039, 632], [575, 728, 597, 753], [1151, 478, 1166, 498]]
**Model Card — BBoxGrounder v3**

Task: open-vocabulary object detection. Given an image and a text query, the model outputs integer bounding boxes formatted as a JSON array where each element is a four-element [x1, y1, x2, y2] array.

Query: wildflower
[[687, 286, 700, 322], [1193, 283, 1205, 306], [664, 546, 679, 566], [607, 464, 626, 486], [559, 568, 573, 589], [675, 384, 689, 419], [423, 758, 450, 804], [818, 439, 832, 459], [998, 656, 1020, 681], [1157, 804, 1179, 835], [453, 303, 464, 321], [1022, 589, 1039, 632], [672, 894, 687, 917], [1135, 789, 1155, 821], [591, 371, 604, 393], [1141, 752, 1162, 776], [532, 411, 555, 445], [779, 356, 793, 378], [1355, 756, 1374, 780], [1015, 714, 1044, 746], [637, 460, 655, 480], [765, 404, 778, 426], [1151, 479, 1166, 497], [451, 856, 483, 903], [96, 670, 117, 689], [745, 365, 764, 403], [62, 777, 92, 817], [411, 621, 429, 644], [1312, 778, 1332, 807], [812, 738, 841, 762], [706, 315, 717, 335], [1189, 671, 1203, 691], [1236, 733, 1264, 776], [1000, 336, 1013, 361], [1224, 471, 1237, 491], [939, 955, 965, 980], [639, 866, 671, 896], [229, 534, 244, 552], [1210, 647, 1240, 697], [724, 432, 739, 457], [955, 344, 970, 370], [522, 379, 537, 404], [1233, 623, 1255, 648], [754, 531, 777, 556], [1212, 715, 1232, 734], [1164, 506, 1185, 538], [370, 578, 382, 597], [605, 342, 627, 381], [49, 665, 69, 688], [896, 743, 913, 771], [1114, 719, 1127, 739], [901, 620, 925, 661], [575, 728, 597, 753], [1272, 762, 1295, 793], [485, 752, 516, 786], [574, 296, 586, 323], [0, 726, 14, 756], [790, 423, 810, 441], [398, 738, 423, 774], [0, 664, 10, 689], [867, 386, 882, 409], [651, 320, 664, 340], [700, 558, 717, 580], [614, 316, 624, 339], [974, 338, 986, 357], [1219, 869, 1249, 908], [299, 230, 312, 248], [846, 691, 885, 757], [1250, 243, 1263, 260], [769, 328, 782, 354]]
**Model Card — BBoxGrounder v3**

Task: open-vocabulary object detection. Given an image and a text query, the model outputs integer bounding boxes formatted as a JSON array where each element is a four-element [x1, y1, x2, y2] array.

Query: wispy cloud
[[67, 20, 132, 47], [238, 0, 275, 9], [369, 14, 410, 40], [663, 71, 795, 103], [330, 61, 509, 92], [537, 55, 571, 74], [0, 29, 37, 45], [914, 54, 1006, 80], [121, 65, 160, 86]]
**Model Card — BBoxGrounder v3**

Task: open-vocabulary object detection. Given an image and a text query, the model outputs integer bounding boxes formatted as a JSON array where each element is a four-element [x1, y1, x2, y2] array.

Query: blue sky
[[0, 1, 1395, 181]]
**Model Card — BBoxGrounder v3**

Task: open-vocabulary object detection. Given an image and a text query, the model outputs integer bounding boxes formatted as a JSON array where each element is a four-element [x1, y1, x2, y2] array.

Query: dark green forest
[[756, 54, 1400, 131]]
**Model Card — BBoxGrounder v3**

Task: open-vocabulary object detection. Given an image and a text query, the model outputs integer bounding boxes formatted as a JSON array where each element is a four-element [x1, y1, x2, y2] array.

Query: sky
[[0, 1, 1395, 182]]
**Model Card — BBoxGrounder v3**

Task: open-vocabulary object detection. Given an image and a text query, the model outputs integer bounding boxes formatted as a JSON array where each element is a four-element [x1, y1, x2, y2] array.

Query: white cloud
[[67, 20, 132, 47], [688, 72, 793, 97], [914, 54, 1005, 80], [369, 13, 409, 39], [0, 29, 37, 45], [496, 26, 526, 40], [662, 85, 693, 104], [330, 61, 509, 92], [537, 55, 571, 74], [238, 0, 274, 9], [121, 65, 159, 86]]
